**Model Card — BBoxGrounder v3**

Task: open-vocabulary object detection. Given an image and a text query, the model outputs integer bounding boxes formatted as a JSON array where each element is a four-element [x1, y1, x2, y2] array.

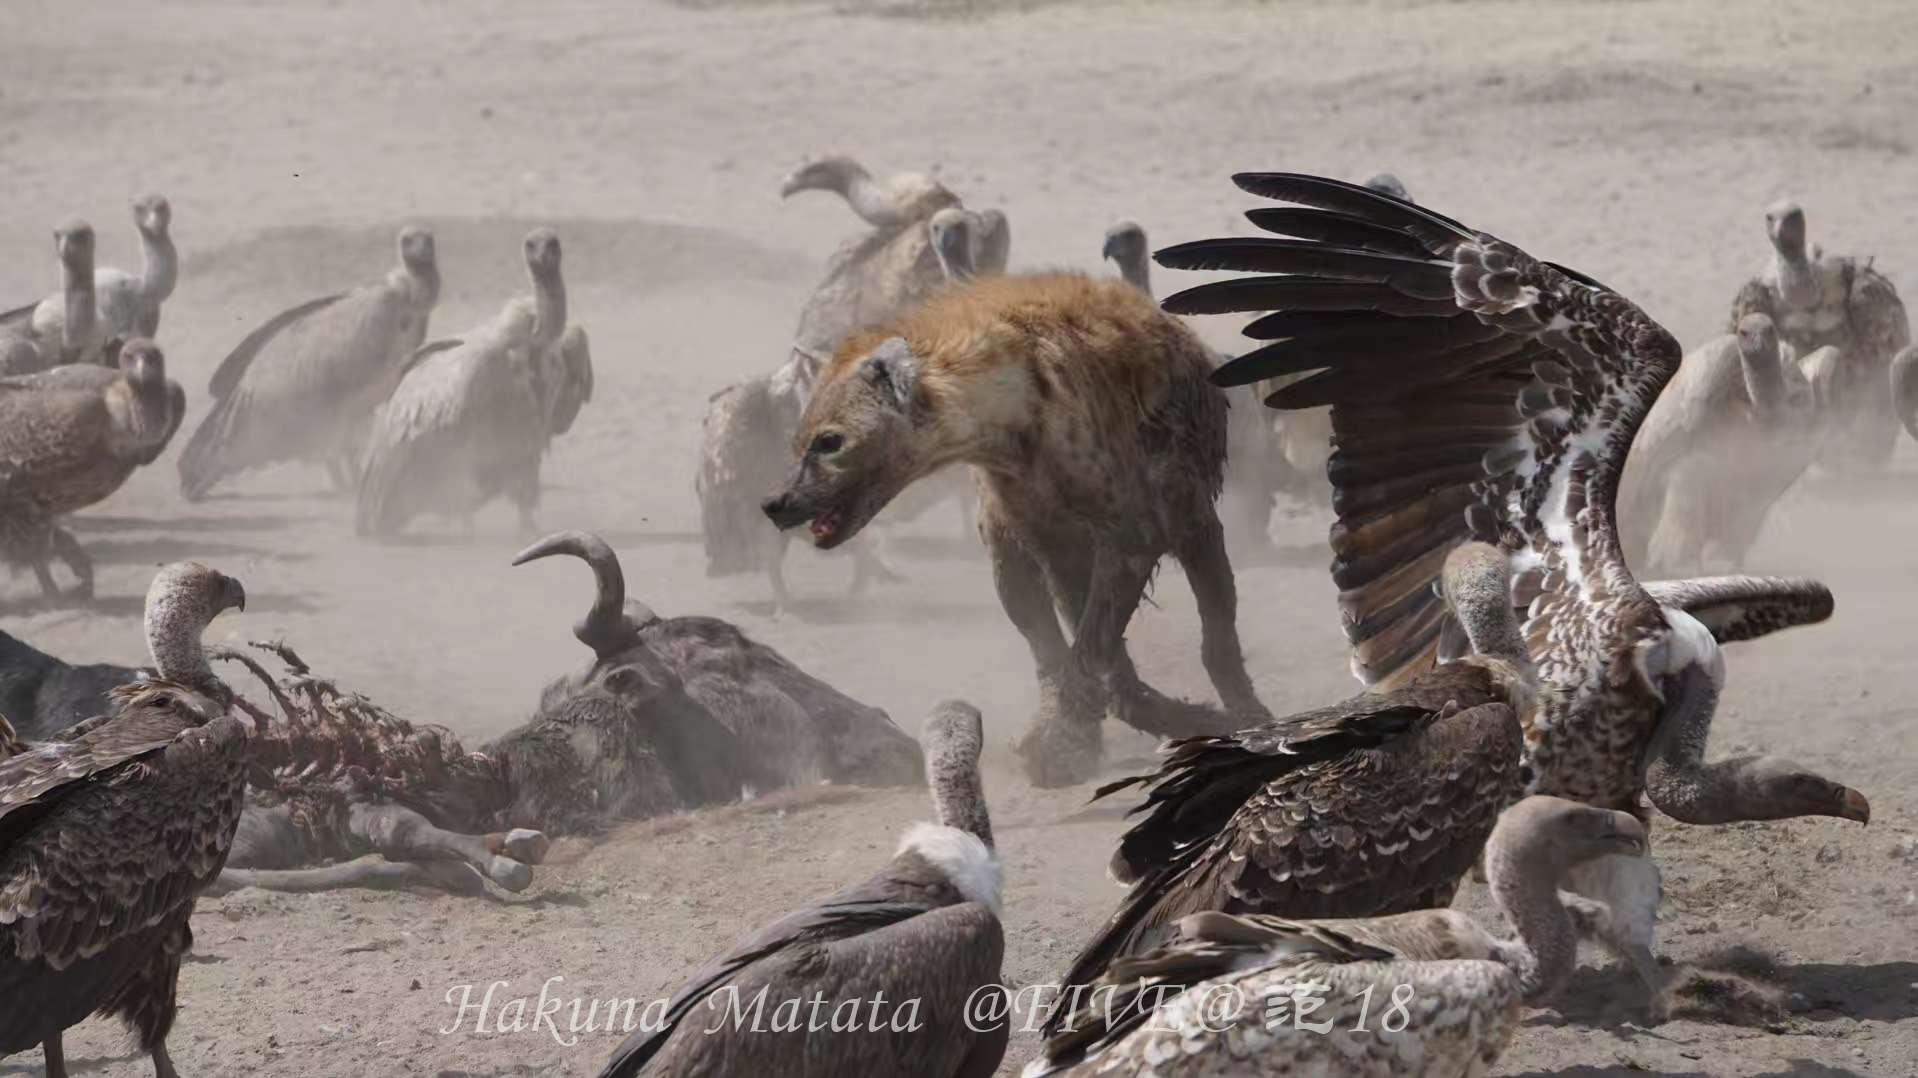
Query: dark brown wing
[[0, 684, 246, 973], [1159, 172, 1684, 691], [597, 855, 991, 1078], [1842, 259, 1911, 363], [1056, 665, 1519, 1007], [1640, 576, 1834, 645]]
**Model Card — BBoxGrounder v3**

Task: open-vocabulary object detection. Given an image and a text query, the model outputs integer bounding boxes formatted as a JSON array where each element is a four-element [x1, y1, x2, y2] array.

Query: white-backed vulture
[[1619, 313, 1824, 575], [93, 194, 177, 341], [0, 220, 108, 373], [355, 228, 591, 539], [1057, 543, 1532, 999], [0, 562, 249, 1078], [1730, 200, 1912, 473], [1026, 797, 1645, 1078], [176, 225, 439, 499], [596, 699, 1003, 1078], [1163, 172, 1869, 1015], [0, 339, 186, 600]]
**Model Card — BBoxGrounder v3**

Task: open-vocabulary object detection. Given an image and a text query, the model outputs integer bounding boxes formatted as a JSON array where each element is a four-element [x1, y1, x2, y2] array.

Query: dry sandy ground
[[3, 0, 1918, 1074]]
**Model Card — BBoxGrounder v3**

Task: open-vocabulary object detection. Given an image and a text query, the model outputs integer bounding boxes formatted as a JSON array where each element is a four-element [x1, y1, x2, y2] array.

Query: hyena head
[[762, 336, 928, 550]]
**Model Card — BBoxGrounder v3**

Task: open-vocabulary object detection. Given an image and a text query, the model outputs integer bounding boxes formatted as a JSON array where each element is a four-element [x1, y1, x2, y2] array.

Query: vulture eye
[[810, 432, 845, 456]]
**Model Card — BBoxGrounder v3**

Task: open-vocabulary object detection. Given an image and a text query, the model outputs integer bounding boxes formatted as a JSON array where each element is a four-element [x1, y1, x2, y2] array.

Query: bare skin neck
[[925, 704, 993, 846], [1641, 665, 1754, 825], [63, 255, 98, 354], [139, 225, 178, 305], [1116, 250, 1150, 294], [395, 257, 440, 309], [1485, 845, 1577, 1001], [146, 593, 212, 689], [531, 266, 567, 353], [1773, 236, 1820, 309], [827, 161, 908, 229], [1739, 342, 1790, 419]]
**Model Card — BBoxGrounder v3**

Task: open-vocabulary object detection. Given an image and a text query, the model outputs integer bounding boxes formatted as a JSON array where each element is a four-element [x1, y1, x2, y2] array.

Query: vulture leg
[[48, 524, 92, 600], [215, 855, 489, 896], [42, 1032, 67, 1078], [344, 802, 535, 891], [1175, 513, 1271, 724], [994, 525, 1102, 787], [767, 534, 793, 617]]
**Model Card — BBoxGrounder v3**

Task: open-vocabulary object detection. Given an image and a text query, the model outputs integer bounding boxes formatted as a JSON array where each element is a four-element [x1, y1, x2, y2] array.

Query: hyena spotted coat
[[763, 272, 1270, 786]]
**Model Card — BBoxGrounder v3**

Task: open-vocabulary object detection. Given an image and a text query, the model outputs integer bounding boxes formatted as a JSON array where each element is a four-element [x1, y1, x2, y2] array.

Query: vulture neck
[[139, 224, 179, 306], [1117, 251, 1150, 295], [830, 163, 909, 229], [1773, 240, 1820, 310], [1484, 840, 1577, 1001], [531, 266, 567, 354], [1739, 341, 1790, 419], [397, 258, 441, 309], [62, 258, 98, 355], [1641, 661, 1747, 825], [146, 593, 213, 690]]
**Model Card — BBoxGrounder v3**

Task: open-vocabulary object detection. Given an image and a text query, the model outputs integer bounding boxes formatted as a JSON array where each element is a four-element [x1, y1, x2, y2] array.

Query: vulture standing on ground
[[356, 228, 592, 538], [513, 530, 927, 790], [1158, 172, 1870, 1014], [0, 339, 186, 599], [0, 220, 108, 373], [176, 225, 440, 499], [1729, 200, 1912, 473], [0, 561, 250, 1078], [4, 196, 177, 349], [595, 699, 1005, 1078], [1026, 797, 1646, 1078], [1056, 542, 1531, 999], [1618, 313, 1826, 575]]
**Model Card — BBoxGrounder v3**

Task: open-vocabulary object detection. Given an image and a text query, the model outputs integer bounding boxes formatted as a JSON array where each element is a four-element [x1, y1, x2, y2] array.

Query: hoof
[[493, 828, 552, 866], [483, 855, 534, 892]]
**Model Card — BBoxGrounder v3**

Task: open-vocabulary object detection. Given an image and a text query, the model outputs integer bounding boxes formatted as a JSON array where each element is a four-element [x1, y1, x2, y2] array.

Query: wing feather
[[1640, 576, 1833, 644]]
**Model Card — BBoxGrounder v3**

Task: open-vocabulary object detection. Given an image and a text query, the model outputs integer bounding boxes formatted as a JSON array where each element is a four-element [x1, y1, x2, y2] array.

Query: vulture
[[1025, 797, 1646, 1078], [596, 699, 1004, 1078], [0, 338, 186, 599], [93, 193, 178, 341], [0, 219, 108, 373], [1618, 313, 1825, 576], [355, 228, 592, 538], [176, 225, 440, 499], [1159, 172, 1871, 1012], [1056, 542, 1530, 1000], [2, 195, 176, 350], [0, 561, 250, 1078], [1730, 200, 1912, 473], [512, 530, 927, 790]]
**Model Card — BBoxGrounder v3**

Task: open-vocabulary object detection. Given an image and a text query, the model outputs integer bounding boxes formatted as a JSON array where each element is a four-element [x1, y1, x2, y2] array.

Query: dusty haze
[[1, 0, 1914, 1075]]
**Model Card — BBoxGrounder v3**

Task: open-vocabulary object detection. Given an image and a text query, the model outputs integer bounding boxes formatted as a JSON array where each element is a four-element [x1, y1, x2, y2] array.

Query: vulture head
[[133, 193, 172, 239]]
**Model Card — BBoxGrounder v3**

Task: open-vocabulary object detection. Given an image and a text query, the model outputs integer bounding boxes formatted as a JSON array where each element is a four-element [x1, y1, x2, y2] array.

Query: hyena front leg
[[1176, 510, 1271, 724], [989, 528, 1102, 788]]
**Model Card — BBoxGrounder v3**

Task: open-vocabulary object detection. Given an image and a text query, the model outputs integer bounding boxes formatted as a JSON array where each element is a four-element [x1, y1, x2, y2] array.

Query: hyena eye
[[810, 432, 845, 456]]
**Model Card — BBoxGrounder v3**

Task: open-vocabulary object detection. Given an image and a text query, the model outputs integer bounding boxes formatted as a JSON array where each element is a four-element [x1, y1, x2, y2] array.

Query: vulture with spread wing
[[1157, 173, 1869, 1010]]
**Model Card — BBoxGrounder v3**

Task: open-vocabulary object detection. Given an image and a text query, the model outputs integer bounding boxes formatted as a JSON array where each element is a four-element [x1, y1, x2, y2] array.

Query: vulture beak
[[222, 576, 248, 615], [1839, 787, 1871, 824]]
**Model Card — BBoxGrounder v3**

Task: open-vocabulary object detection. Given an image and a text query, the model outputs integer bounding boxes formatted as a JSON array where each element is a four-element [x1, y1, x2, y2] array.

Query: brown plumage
[[1055, 542, 1530, 1001], [0, 338, 186, 599], [1161, 172, 1868, 1015], [355, 228, 592, 538], [1028, 797, 1647, 1078], [0, 561, 248, 1078], [1729, 201, 1912, 473], [766, 272, 1269, 786], [177, 225, 439, 499], [596, 700, 1003, 1078], [1618, 313, 1824, 576]]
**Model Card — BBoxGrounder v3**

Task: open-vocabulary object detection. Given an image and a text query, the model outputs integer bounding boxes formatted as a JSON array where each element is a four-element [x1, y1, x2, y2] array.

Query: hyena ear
[[858, 337, 919, 413]]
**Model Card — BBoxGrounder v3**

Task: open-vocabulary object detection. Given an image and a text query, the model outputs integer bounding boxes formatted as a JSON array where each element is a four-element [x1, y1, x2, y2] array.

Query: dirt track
[[2, 1, 1916, 1074]]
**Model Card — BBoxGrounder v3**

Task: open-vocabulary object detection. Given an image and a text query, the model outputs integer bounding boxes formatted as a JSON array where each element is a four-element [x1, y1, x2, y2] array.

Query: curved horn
[[512, 530, 638, 659]]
